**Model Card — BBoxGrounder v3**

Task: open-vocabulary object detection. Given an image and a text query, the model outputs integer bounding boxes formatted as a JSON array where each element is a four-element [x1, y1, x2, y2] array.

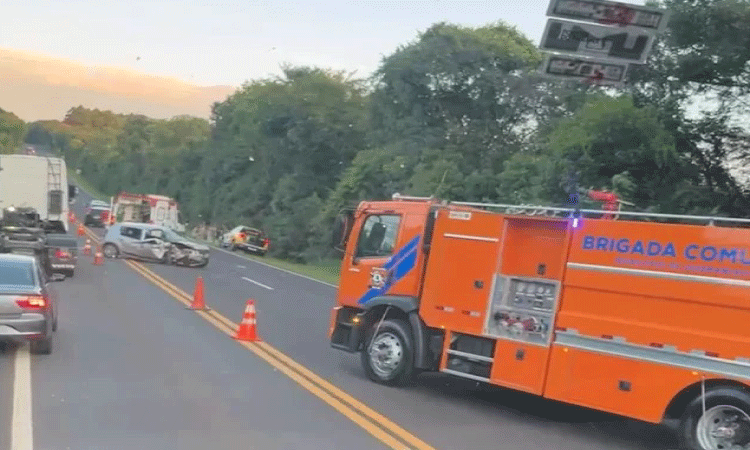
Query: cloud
[[0, 48, 237, 122]]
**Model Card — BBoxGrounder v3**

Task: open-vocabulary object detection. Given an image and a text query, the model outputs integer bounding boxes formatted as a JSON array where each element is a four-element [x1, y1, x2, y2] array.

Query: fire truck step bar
[[442, 368, 491, 383], [446, 349, 494, 363]]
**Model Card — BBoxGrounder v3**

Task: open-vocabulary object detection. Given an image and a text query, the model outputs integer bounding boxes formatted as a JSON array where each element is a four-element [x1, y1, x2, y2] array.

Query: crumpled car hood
[[170, 238, 209, 252]]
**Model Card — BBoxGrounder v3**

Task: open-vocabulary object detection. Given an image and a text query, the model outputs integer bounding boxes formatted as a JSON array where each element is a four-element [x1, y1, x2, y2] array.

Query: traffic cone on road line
[[93, 246, 104, 265], [186, 277, 210, 311], [83, 239, 92, 256], [234, 300, 261, 342], [77, 223, 85, 236]]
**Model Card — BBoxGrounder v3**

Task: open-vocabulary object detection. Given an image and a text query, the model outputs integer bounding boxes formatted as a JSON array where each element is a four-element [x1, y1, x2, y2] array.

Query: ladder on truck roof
[[46, 157, 64, 216], [390, 194, 750, 227]]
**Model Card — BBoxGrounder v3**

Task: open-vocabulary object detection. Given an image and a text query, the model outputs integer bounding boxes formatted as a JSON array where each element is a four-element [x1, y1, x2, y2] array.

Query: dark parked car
[[84, 206, 111, 228], [0, 253, 63, 354]]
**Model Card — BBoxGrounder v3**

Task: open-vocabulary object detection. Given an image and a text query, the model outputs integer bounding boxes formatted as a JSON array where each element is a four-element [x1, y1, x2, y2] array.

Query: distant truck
[[109, 192, 186, 233], [0, 155, 79, 277]]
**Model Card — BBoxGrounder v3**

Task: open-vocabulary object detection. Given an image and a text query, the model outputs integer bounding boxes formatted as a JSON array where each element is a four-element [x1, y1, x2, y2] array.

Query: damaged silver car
[[102, 222, 210, 268]]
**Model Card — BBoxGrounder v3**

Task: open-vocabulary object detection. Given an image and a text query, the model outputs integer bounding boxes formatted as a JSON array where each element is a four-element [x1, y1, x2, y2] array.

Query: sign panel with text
[[546, 0, 670, 33], [540, 18, 656, 64], [539, 54, 629, 86]]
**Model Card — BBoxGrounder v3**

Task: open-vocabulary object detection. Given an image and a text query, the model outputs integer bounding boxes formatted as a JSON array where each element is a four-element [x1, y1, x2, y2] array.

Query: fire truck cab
[[329, 194, 750, 450]]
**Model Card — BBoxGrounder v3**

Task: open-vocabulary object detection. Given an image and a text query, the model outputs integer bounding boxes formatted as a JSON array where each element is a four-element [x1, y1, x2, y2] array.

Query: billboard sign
[[540, 18, 656, 64], [539, 54, 629, 86], [546, 0, 670, 33]]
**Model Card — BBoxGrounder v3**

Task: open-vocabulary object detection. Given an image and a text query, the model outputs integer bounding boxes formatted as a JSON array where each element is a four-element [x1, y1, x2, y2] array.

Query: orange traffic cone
[[93, 246, 104, 265], [186, 277, 210, 311], [234, 300, 261, 342], [77, 223, 84, 236], [69, 212, 77, 223], [83, 239, 92, 256]]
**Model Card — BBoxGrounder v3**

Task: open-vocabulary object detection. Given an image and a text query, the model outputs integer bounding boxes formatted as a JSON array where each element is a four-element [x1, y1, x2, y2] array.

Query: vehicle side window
[[145, 229, 164, 240], [120, 226, 143, 240], [355, 215, 400, 258]]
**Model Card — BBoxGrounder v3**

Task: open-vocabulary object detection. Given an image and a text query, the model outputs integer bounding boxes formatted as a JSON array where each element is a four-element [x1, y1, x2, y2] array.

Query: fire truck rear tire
[[678, 387, 750, 450], [361, 319, 415, 387]]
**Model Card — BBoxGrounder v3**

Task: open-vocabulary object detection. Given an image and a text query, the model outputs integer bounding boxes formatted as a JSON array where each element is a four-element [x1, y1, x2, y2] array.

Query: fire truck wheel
[[678, 387, 750, 450], [361, 319, 415, 387]]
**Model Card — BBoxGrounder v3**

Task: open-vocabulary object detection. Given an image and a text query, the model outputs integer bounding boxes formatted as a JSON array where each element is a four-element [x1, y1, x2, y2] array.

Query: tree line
[[11, 0, 750, 263]]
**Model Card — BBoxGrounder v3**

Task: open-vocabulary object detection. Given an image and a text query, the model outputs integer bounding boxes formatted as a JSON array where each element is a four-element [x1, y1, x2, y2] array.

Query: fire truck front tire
[[361, 319, 415, 387], [678, 386, 750, 450]]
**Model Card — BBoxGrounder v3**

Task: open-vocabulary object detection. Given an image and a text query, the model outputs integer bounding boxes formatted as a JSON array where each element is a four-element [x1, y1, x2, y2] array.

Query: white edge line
[[213, 245, 337, 288], [75, 184, 338, 289], [241, 276, 274, 291], [11, 344, 33, 450]]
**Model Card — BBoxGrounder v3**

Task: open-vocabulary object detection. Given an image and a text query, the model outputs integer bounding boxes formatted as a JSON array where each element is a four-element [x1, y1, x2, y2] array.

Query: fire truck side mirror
[[332, 211, 354, 252], [68, 184, 78, 199]]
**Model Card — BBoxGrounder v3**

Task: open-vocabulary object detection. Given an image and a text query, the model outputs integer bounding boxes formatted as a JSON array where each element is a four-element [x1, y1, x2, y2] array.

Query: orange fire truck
[[328, 194, 750, 450]]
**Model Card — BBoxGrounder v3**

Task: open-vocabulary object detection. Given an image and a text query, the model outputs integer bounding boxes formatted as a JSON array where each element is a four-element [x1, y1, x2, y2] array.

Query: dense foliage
[[0, 108, 26, 154], [16, 2, 750, 263]]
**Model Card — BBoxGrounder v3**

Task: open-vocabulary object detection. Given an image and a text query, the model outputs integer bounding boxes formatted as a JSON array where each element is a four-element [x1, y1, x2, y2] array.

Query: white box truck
[[0, 154, 79, 277]]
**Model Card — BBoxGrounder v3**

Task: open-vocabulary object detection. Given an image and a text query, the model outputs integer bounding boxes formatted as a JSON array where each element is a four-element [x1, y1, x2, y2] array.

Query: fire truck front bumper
[[329, 306, 366, 353]]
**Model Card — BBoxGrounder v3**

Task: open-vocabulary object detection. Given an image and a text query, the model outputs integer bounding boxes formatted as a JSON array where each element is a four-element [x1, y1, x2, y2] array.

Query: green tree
[[0, 108, 26, 154]]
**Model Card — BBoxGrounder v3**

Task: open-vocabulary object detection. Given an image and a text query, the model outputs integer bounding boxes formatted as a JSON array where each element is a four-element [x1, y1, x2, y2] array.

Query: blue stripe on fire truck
[[357, 234, 421, 305]]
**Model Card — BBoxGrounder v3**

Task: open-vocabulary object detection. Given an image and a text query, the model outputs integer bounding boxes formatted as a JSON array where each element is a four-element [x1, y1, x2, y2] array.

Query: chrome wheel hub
[[697, 405, 750, 450], [368, 332, 403, 378]]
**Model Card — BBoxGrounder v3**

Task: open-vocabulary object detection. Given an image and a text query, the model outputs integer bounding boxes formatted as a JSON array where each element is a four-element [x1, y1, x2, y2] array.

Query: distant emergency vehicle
[[328, 194, 750, 450], [109, 192, 185, 232]]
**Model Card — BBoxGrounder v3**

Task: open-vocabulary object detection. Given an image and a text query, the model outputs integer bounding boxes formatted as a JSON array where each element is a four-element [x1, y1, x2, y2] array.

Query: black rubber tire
[[30, 336, 53, 355], [360, 319, 415, 387], [678, 387, 750, 450], [194, 260, 209, 268], [66, 270, 74, 279], [103, 243, 119, 258]]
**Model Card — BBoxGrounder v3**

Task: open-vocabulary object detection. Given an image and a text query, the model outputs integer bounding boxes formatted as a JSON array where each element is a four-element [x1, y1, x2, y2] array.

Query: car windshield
[[163, 229, 184, 242], [0, 259, 35, 288]]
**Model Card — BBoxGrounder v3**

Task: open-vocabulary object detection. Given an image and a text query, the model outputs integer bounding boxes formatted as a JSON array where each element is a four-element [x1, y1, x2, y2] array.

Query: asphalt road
[[1, 236, 385, 450], [0, 171, 389, 449], [70, 185, 682, 449]]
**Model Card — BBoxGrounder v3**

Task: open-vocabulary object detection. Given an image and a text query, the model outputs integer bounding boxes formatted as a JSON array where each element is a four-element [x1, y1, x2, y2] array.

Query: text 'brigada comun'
[[582, 236, 750, 264]]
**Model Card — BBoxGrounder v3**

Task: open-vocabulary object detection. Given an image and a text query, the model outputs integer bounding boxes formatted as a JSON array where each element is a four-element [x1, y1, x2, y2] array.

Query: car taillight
[[16, 295, 47, 310], [55, 249, 71, 259]]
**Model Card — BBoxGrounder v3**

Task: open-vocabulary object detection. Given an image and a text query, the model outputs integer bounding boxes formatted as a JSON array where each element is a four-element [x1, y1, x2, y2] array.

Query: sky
[[1, 0, 648, 87]]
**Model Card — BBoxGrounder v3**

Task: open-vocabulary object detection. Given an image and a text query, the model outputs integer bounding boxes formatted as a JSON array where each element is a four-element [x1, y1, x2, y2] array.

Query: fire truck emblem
[[369, 267, 388, 289]]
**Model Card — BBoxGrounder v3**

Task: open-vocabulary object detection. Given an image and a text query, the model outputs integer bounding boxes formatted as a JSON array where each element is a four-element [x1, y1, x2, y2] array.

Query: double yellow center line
[[83, 227, 434, 450]]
